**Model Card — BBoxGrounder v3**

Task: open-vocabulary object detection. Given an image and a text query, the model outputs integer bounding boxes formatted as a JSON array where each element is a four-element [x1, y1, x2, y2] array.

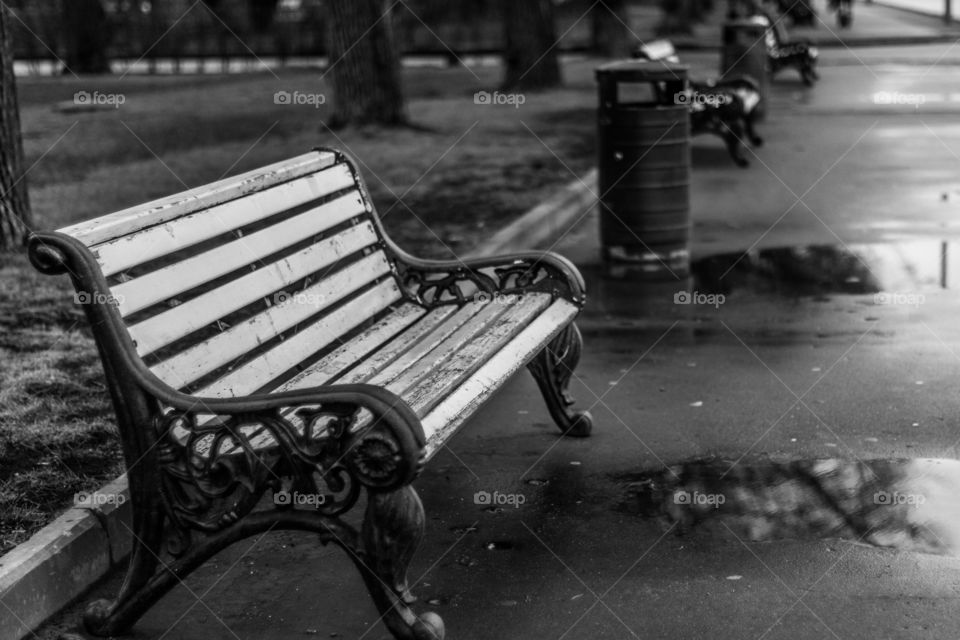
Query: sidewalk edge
[[465, 169, 598, 258], [0, 476, 131, 640]]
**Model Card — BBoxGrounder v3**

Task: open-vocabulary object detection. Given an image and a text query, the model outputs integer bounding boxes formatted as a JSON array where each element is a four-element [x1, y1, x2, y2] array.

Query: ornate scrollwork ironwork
[[152, 401, 421, 557], [527, 323, 593, 437], [398, 257, 582, 309]]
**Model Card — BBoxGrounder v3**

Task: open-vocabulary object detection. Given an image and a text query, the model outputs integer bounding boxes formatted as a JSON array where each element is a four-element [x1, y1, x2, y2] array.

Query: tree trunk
[[591, 0, 631, 58], [0, 3, 30, 251], [326, 0, 406, 127], [61, 0, 111, 74], [501, 0, 561, 91]]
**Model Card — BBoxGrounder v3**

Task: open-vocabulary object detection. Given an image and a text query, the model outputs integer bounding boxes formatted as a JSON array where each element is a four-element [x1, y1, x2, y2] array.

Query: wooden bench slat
[[333, 305, 462, 384], [372, 302, 511, 394], [274, 303, 450, 392], [59, 151, 337, 246], [113, 191, 367, 317], [194, 278, 403, 398], [400, 294, 552, 417], [150, 252, 395, 390], [93, 164, 356, 277], [129, 223, 381, 357], [421, 299, 579, 458], [366, 301, 501, 388]]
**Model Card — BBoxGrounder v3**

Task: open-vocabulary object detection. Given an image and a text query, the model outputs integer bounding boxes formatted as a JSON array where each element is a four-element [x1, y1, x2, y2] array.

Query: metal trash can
[[595, 60, 691, 279], [720, 18, 770, 120]]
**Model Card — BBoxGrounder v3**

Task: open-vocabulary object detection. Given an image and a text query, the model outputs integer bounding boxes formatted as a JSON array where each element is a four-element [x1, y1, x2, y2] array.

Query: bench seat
[[191, 292, 578, 461]]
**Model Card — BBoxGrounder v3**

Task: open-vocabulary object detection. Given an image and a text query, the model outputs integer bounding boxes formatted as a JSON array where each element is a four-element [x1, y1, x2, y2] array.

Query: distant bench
[[755, 12, 820, 86], [634, 39, 764, 167], [28, 148, 593, 640]]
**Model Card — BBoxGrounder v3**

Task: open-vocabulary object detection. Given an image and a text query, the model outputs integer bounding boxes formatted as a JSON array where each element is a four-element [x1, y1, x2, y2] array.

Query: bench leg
[[71, 499, 444, 640], [527, 322, 593, 437], [79, 497, 166, 636], [360, 486, 445, 640]]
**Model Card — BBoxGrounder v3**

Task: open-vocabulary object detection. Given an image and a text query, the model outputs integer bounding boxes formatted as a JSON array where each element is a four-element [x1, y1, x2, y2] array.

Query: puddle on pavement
[[588, 241, 960, 317], [623, 457, 960, 556], [692, 241, 960, 297]]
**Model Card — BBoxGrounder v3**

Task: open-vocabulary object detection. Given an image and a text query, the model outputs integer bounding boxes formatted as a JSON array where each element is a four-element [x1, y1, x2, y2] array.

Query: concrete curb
[[465, 169, 598, 258], [0, 476, 131, 640], [0, 170, 599, 640]]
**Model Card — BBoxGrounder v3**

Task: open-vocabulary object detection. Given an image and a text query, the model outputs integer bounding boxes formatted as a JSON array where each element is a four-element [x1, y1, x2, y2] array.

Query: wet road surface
[[40, 40, 960, 640]]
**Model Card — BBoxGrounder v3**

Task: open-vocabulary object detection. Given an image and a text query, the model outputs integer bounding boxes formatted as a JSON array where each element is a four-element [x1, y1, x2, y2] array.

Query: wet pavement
[[875, 0, 955, 21], [665, 0, 960, 48], [39, 16, 960, 640]]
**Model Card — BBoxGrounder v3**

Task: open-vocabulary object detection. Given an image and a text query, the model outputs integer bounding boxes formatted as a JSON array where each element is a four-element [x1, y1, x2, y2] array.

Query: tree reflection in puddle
[[624, 457, 960, 555], [692, 241, 959, 297]]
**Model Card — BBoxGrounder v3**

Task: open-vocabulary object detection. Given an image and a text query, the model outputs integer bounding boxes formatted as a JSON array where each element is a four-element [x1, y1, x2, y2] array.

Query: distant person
[[829, 0, 854, 28]]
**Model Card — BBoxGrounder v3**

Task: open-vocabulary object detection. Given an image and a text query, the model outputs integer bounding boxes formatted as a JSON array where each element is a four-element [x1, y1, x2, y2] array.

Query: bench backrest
[[57, 150, 404, 399]]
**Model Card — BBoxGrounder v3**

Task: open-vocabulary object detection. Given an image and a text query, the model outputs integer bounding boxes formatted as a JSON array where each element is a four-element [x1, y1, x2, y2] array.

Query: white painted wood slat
[[400, 293, 551, 416], [369, 301, 510, 393], [421, 299, 578, 458], [332, 304, 462, 385], [193, 278, 403, 398], [60, 151, 338, 246], [113, 191, 367, 316], [149, 253, 395, 389], [128, 223, 381, 356], [92, 165, 357, 277], [272, 303, 433, 393], [367, 301, 505, 389]]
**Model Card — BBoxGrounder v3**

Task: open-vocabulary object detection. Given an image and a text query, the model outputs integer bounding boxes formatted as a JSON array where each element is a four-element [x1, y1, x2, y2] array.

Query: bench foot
[[528, 323, 593, 438], [360, 486, 446, 640]]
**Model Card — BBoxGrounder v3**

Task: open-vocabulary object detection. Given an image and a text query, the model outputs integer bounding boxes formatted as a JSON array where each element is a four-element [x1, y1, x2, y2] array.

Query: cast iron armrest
[[392, 251, 587, 309], [142, 373, 428, 494]]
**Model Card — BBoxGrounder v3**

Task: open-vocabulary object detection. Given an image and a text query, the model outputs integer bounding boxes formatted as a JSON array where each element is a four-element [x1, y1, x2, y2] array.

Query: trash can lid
[[595, 59, 688, 82]]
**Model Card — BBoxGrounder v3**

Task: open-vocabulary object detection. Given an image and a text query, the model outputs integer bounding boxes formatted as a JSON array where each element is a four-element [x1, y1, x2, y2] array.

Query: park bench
[[633, 40, 764, 167], [28, 148, 593, 640], [755, 12, 819, 86]]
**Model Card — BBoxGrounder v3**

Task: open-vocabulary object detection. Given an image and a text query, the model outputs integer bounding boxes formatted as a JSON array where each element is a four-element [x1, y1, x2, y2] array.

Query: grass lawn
[[0, 58, 598, 554]]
